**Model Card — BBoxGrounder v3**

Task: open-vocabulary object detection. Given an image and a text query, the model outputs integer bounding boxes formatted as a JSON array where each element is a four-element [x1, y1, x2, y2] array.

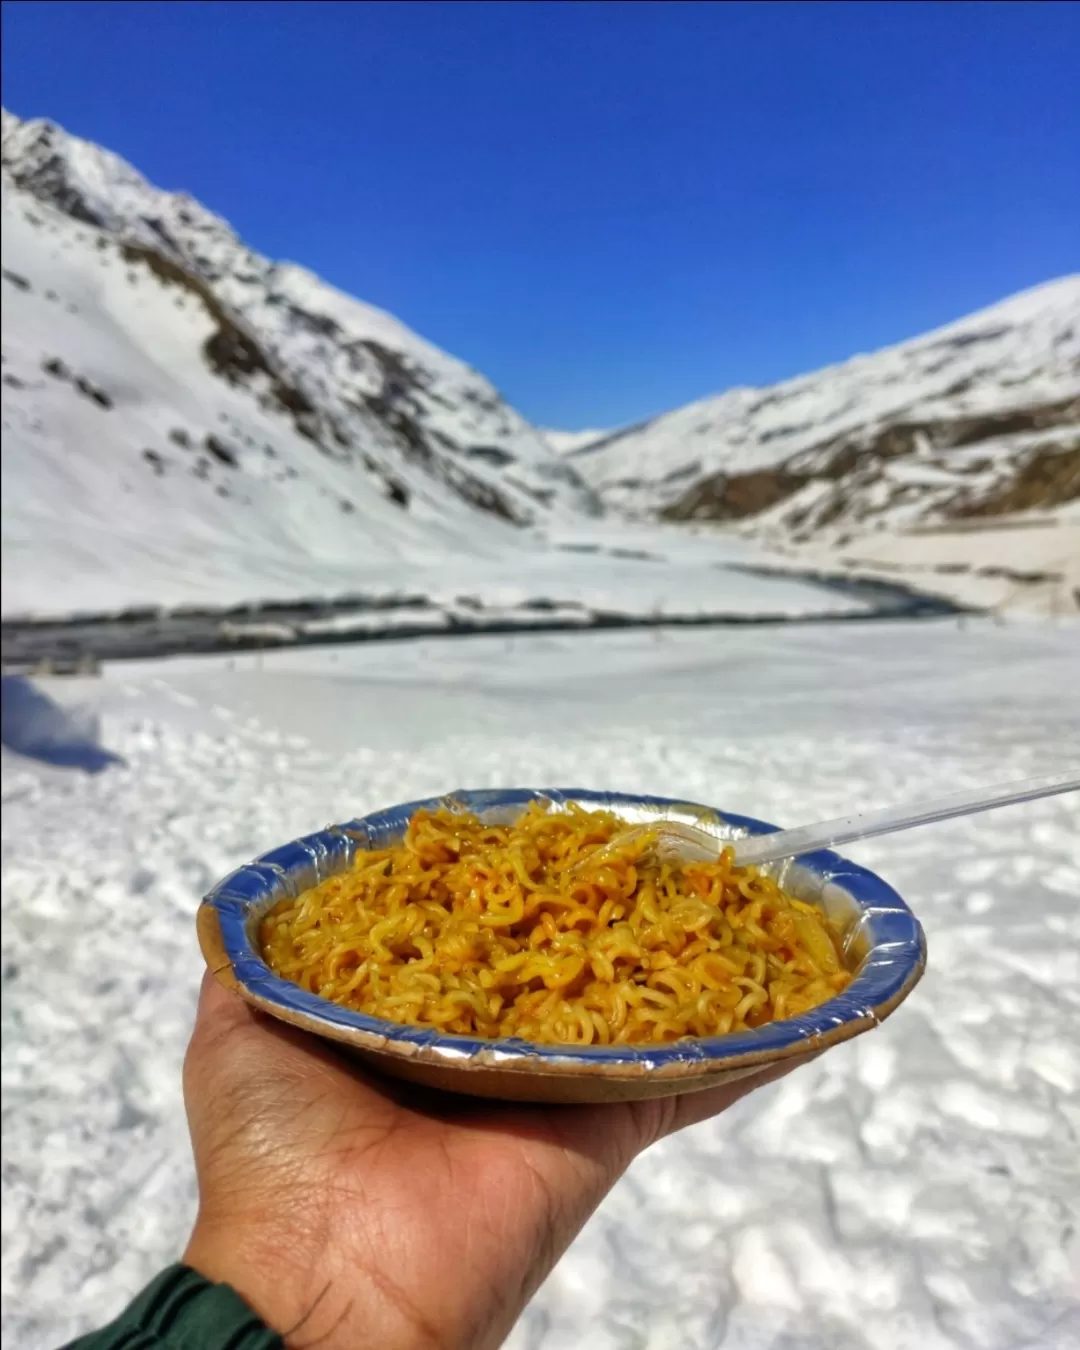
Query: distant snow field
[[776, 508, 1080, 618], [3, 620, 1079, 1350]]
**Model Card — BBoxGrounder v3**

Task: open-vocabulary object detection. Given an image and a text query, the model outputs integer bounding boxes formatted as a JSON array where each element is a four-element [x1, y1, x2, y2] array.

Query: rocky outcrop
[[663, 394, 1080, 528]]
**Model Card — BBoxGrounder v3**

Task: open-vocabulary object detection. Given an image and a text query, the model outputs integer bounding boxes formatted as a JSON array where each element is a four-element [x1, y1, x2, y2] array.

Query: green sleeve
[[62, 1263, 283, 1350]]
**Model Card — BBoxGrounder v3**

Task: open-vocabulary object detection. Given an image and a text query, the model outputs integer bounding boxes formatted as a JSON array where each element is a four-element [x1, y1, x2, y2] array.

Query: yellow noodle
[[260, 803, 853, 1046]]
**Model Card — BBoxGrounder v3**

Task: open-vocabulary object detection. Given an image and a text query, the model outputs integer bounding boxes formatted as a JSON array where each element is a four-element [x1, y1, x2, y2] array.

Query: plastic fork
[[578, 772, 1080, 871]]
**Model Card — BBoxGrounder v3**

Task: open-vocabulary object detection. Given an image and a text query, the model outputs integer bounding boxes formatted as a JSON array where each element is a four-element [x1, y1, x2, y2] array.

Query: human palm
[[183, 974, 803, 1350]]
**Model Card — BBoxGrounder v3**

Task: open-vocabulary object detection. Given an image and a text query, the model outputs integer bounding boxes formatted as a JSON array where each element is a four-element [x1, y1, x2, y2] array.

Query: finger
[[189, 969, 259, 1052], [664, 1052, 820, 1138]]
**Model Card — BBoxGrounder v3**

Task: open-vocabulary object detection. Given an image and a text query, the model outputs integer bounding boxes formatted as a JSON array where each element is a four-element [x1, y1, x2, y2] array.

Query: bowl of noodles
[[197, 788, 926, 1104]]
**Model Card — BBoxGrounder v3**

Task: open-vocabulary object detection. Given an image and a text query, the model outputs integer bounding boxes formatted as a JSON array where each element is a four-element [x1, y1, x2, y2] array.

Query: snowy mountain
[[6, 110, 1074, 626], [1, 110, 606, 617], [569, 280, 1080, 539]]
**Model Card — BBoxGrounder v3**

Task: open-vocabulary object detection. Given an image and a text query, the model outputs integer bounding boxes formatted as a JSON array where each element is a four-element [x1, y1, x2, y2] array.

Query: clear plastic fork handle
[[731, 771, 1080, 869]]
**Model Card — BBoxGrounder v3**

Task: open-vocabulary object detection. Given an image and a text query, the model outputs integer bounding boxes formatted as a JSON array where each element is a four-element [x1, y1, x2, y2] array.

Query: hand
[[183, 973, 809, 1350]]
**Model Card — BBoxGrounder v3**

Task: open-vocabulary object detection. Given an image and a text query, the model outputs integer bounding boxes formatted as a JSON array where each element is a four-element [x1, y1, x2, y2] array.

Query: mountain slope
[[569, 280, 1080, 539], [1, 110, 610, 616]]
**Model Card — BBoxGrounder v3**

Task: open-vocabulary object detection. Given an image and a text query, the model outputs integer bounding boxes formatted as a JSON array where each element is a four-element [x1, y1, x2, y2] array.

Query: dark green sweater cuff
[[62, 1263, 283, 1350]]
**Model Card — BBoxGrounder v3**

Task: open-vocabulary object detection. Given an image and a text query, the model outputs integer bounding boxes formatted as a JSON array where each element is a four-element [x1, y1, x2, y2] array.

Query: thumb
[[185, 969, 367, 1105], [183, 971, 279, 1107]]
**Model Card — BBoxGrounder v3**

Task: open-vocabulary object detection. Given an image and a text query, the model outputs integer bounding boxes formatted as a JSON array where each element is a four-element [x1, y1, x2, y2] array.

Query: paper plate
[[197, 788, 926, 1103]]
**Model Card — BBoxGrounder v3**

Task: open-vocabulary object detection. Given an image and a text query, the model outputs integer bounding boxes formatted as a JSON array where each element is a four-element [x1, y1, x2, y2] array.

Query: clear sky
[[2, 1, 1077, 429]]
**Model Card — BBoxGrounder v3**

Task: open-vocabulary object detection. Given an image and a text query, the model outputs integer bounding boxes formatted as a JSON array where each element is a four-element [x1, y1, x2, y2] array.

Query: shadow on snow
[[1, 676, 125, 773]]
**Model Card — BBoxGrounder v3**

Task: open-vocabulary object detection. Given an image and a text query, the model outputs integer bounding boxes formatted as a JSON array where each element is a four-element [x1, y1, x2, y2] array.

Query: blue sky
[[2, 1, 1077, 429]]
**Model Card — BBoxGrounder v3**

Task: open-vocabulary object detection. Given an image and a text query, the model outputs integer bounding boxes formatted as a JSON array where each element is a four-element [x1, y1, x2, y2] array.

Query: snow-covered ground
[[3, 619, 1079, 1350], [776, 508, 1080, 618]]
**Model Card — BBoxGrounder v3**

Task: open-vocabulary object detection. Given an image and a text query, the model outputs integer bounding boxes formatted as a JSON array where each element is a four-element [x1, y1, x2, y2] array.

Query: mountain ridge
[[563, 275, 1079, 538], [2, 108, 598, 529]]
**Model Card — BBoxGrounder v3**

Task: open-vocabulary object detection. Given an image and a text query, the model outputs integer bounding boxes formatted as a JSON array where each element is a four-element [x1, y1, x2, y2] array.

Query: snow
[[543, 427, 611, 455], [3, 619, 1079, 1350], [771, 513, 1080, 618]]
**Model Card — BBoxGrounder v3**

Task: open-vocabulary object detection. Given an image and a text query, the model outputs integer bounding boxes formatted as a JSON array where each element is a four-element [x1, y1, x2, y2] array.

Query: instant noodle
[[260, 803, 852, 1046]]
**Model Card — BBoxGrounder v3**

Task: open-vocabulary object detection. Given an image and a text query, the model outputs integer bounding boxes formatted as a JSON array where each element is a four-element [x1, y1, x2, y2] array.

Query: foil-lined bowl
[[197, 788, 926, 1104]]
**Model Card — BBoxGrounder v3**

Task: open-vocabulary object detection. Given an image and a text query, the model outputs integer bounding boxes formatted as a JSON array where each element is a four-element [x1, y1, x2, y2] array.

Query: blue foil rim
[[203, 788, 925, 1070]]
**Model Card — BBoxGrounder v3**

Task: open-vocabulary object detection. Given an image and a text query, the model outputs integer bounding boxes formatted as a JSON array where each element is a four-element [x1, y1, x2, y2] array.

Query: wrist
[[184, 1212, 454, 1350], [184, 1216, 343, 1348]]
